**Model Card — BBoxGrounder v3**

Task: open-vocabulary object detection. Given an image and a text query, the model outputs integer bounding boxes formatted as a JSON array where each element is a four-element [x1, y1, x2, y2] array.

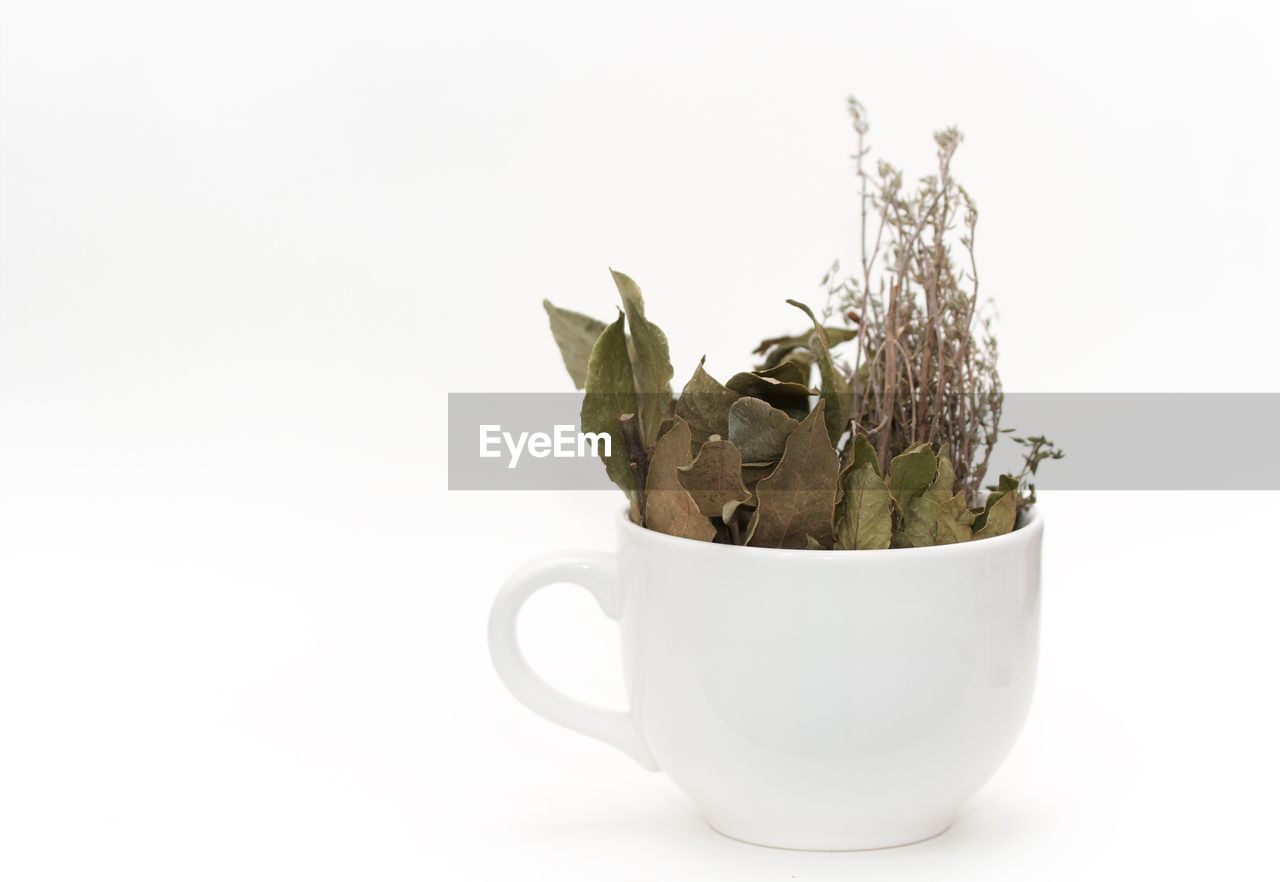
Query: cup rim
[[617, 502, 1042, 559]]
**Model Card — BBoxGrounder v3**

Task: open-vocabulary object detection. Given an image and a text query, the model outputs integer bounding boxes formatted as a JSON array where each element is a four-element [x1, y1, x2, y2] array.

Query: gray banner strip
[[448, 393, 1280, 490]]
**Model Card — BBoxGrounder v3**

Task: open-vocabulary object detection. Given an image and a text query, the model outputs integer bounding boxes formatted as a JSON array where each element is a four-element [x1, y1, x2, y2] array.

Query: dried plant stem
[[835, 106, 1002, 496]]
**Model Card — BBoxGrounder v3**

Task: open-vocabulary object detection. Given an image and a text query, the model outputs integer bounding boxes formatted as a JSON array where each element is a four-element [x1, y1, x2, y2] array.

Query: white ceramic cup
[[489, 507, 1043, 850]]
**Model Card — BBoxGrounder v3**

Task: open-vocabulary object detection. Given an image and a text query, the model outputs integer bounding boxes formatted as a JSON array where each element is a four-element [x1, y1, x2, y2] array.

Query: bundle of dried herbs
[[543, 100, 1061, 549]]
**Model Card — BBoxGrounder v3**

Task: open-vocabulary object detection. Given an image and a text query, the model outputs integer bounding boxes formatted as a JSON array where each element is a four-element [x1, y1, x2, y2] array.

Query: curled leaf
[[725, 370, 812, 420], [754, 325, 857, 370], [973, 474, 1019, 539], [753, 362, 809, 386], [973, 490, 1016, 540], [735, 461, 778, 514]]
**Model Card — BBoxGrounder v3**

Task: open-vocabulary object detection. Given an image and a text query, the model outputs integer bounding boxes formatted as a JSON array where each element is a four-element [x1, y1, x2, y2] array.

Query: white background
[[2, 1, 1279, 879]]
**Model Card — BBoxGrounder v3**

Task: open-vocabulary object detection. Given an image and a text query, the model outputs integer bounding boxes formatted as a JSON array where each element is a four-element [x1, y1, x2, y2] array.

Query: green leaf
[[787, 300, 850, 445], [725, 370, 812, 420], [675, 358, 741, 448], [835, 462, 893, 550], [644, 417, 715, 542], [745, 400, 839, 549], [580, 312, 638, 500], [727, 397, 799, 463], [543, 300, 607, 390], [612, 270, 672, 450], [677, 437, 751, 519], [886, 442, 937, 513]]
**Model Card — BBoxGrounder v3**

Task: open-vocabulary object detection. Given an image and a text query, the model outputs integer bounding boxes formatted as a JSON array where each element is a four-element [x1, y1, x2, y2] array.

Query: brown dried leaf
[[543, 300, 606, 390], [835, 462, 893, 550], [897, 446, 974, 547], [788, 299, 851, 445], [580, 311, 638, 500], [724, 370, 812, 420], [973, 475, 1019, 540], [886, 442, 937, 513], [746, 401, 839, 549], [727, 397, 799, 463], [644, 418, 715, 542], [612, 270, 673, 450], [675, 358, 741, 448], [677, 437, 751, 519]]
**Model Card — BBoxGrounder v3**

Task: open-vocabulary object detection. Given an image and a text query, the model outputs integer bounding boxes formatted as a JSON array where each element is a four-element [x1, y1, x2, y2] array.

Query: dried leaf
[[725, 370, 812, 420], [973, 474, 1019, 539], [973, 490, 1017, 540], [644, 418, 715, 541], [835, 462, 892, 550], [617, 413, 648, 512], [543, 300, 607, 389], [677, 437, 751, 518], [805, 534, 827, 550], [581, 312, 638, 500], [755, 326, 857, 370], [724, 498, 755, 544], [933, 444, 958, 498], [834, 432, 881, 523], [727, 397, 799, 463], [850, 432, 880, 474], [754, 362, 809, 386], [897, 447, 974, 547], [898, 491, 974, 547], [774, 349, 814, 380], [675, 358, 741, 447], [612, 270, 673, 450], [886, 442, 937, 513], [746, 401, 839, 549], [788, 300, 851, 445], [735, 461, 778, 514]]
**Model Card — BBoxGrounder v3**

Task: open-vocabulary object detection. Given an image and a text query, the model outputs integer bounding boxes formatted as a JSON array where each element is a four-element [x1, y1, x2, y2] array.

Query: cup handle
[[488, 550, 660, 771]]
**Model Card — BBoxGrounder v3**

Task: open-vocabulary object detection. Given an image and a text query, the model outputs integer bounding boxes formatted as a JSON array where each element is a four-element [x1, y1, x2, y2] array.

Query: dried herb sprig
[[788, 98, 1004, 496]]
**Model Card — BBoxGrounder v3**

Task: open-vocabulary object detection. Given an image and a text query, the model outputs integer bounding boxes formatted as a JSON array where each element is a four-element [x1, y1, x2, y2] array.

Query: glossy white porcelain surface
[[489, 508, 1042, 850]]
